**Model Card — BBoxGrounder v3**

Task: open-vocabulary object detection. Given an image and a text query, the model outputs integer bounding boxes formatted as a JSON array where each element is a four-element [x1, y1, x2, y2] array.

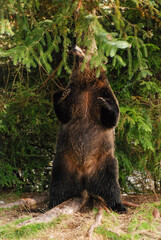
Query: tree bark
[[18, 198, 83, 226], [0, 194, 48, 209]]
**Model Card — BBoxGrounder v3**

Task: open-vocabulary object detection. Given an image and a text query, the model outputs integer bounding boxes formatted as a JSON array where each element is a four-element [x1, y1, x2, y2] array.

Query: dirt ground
[[122, 194, 161, 204], [0, 193, 161, 240]]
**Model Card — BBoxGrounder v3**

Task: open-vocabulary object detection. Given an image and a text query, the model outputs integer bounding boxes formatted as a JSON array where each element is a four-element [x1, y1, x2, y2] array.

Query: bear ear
[[73, 45, 85, 59]]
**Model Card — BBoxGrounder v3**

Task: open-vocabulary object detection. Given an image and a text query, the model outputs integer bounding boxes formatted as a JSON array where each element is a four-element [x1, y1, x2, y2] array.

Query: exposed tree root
[[0, 193, 143, 228], [0, 193, 49, 209], [87, 207, 103, 240], [0, 193, 141, 212], [18, 198, 83, 226], [122, 201, 140, 208]]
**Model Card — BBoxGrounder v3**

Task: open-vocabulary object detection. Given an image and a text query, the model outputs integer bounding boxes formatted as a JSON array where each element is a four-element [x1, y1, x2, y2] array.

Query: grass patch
[[0, 223, 46, 240], [127, 202, 161, 239], [95, 226, 122, 239], [13, 217, 32, 225], [0, 215, 65, 240], [94, 201, 161, 240]]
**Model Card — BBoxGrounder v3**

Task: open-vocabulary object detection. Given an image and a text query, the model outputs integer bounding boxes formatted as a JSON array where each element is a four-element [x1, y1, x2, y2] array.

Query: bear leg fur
[[49, 162, 83, 209], [87, 157, 127, 213]]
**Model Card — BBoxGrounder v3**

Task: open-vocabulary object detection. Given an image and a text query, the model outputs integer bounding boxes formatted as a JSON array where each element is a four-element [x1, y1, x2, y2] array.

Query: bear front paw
[[62, 88, 71, 97], [97, 97, 111, 111], [59, 89, 71, 102]]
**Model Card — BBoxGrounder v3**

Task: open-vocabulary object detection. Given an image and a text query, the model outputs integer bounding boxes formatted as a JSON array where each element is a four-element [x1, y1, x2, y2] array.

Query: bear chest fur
[[55, 83, 115, 178]]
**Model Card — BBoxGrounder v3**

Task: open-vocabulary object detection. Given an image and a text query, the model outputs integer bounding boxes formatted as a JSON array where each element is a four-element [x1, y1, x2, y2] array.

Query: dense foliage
[[0, 0, 160, 193], [0, 79, 57, 191]]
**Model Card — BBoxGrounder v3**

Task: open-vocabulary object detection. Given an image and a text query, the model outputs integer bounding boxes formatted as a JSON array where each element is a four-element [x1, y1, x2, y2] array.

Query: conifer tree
[[0, 0, 160, 192]]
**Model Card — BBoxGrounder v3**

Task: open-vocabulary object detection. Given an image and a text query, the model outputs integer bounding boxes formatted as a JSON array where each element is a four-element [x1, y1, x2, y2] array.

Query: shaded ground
[[122, 194, 161, 204], [0, 192, 161, 240]]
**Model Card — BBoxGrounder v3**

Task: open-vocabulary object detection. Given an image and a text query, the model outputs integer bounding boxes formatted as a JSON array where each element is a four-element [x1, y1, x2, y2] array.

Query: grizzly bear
[[49, 46, 127, 213]]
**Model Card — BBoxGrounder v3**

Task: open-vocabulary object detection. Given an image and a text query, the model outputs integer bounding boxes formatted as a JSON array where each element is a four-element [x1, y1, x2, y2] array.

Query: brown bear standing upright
[[49, 46, 127, 213]]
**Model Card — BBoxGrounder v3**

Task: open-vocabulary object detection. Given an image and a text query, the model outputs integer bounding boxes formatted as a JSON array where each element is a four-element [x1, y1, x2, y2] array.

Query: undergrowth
[[94, 202, 161, 240]]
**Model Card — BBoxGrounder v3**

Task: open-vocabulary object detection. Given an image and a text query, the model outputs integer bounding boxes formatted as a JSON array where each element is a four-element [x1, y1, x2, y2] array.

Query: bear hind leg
[[87, 157, 127, 213], [49, 166, 83, 209]]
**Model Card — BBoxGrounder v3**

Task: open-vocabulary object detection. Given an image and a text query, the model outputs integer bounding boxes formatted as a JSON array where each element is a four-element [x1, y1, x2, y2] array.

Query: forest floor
[[0, 192, 161, 240]]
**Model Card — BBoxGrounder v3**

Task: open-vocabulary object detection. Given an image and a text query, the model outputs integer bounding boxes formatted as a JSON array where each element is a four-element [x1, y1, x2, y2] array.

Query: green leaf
[[105, 45, 113, 57], [116, 41, 131, 49], [112, 56, 116, 67], [0, 11, 5, 34], [115, 55, 126, 66], [13, 54, 18, 65], [109, 45, 117, 57], [141, 69, 152, 78], [96, 68, 101, 78]]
